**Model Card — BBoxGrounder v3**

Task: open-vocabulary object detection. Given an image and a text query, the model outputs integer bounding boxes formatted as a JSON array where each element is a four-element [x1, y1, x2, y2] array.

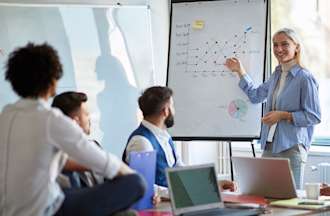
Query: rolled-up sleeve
[[292, 76, 321, 127], [47, 110, 121, 179], [125, 135, 154, 163], [238, 74, 270, 104]]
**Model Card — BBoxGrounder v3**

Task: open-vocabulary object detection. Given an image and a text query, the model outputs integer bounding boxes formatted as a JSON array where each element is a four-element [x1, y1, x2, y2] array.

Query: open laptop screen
[[167, 165, 221, 209], [232, 157, 297, 199]]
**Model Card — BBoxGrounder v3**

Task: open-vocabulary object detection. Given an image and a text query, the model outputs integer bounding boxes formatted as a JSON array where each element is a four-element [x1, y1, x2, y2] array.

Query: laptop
[[232, 157, 297, 199], [166, 164, 262, 216]]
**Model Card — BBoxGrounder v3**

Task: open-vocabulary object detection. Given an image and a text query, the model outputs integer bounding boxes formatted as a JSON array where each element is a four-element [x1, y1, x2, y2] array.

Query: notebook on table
[[270, 198, 330, 210], [166, 164, 262, 216]]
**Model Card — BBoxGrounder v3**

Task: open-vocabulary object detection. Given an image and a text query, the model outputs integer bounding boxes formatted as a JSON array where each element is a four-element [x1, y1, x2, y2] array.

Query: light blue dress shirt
[[239, 64, 321, 153]]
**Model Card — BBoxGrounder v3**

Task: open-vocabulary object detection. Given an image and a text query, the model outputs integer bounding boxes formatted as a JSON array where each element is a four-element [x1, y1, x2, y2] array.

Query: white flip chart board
[[167, 0, 268, 140]]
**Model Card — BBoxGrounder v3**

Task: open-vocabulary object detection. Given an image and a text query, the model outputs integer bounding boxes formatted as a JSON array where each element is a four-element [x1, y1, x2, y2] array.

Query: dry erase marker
[[298, 201, 325, 205]]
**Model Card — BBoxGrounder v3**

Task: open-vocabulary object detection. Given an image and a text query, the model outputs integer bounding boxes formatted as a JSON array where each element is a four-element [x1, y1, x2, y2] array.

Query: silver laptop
[[232, 157, 297, 199], [166, 164, 262, 216]]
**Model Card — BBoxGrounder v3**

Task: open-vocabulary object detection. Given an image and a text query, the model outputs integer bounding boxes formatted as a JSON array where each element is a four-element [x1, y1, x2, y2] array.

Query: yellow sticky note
[[193, 20, 204, 30]]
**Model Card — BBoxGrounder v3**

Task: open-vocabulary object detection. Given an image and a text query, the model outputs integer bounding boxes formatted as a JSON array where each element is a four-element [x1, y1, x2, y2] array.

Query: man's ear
[[163, 105, 171, 117]]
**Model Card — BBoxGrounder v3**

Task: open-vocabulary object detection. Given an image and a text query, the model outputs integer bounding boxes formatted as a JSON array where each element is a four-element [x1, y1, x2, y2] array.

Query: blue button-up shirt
[[239, 64, 321, 153]]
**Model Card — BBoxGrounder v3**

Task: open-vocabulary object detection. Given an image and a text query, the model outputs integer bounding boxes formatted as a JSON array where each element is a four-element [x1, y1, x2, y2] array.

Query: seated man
[[52, 91, 103, 188], [0, 43, 144, 216], [123, 87, 183, 188], [122, 86, 235, 196]]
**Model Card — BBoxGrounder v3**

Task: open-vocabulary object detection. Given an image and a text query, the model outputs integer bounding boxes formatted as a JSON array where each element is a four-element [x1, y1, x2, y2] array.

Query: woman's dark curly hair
[[5, 42, 63, 98]]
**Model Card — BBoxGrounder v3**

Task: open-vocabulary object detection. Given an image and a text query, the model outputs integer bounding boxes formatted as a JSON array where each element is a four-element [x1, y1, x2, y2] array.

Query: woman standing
[[225, 28, 321, 189]]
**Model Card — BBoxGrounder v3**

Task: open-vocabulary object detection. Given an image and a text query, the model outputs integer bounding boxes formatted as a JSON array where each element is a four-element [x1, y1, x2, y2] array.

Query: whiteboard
[[167, 0, 268, 140]]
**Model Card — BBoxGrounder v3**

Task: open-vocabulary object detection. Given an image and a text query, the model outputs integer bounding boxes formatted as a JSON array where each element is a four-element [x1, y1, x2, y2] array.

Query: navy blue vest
[[123, 124, 177, 187]]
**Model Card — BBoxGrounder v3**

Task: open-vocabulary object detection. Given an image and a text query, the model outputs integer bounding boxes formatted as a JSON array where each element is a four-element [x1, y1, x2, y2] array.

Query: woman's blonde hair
[[273, 28, 303, 67]]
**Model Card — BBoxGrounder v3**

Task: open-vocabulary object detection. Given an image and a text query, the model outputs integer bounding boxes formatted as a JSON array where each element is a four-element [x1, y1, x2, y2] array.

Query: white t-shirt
[[0, 99, 121, 216], [267, 60, 296, 142]]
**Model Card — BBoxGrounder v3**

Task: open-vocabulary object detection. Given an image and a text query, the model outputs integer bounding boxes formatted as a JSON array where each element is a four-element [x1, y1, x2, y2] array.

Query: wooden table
[[140, 201, 330, 216]]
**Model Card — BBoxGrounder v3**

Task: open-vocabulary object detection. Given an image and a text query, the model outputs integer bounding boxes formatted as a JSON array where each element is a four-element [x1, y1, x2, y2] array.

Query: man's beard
[[165, 112, 174, 128]]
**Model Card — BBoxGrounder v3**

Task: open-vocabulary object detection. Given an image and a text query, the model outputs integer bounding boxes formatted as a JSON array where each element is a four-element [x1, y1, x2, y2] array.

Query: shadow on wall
[[93, 8, 139, 156], [0, 7, 76, 108]]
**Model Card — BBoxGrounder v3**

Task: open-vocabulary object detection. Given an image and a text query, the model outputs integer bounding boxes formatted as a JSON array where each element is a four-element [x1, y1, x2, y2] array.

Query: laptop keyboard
[[182, 207, 260, 216]]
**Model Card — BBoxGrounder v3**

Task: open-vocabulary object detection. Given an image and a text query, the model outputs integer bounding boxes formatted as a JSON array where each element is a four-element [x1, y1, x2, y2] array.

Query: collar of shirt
[[141, 120, 176, 166], [11, 98, 49, 110], [141, 119, 171, 142], [276, 63, 300, 78]]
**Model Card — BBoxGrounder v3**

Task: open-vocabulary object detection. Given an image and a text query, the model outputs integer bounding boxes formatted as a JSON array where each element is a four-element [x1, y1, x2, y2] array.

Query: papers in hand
[[267, 123, 277, 142]]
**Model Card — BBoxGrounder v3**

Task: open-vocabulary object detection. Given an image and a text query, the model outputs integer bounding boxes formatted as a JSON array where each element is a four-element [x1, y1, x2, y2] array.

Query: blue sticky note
[[129, 151, 156, 210]]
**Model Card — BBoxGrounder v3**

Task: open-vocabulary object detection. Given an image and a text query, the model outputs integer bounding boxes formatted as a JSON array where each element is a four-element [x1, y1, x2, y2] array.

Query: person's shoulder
[[295, 67, 318, 86], [1, 102, 15, 113], [295, 66, 313, 77], [49, 106, 64, 116], [47, 106, 75, 126], [2, 99, 44, 114], [43, 106, 63, 121], [129, 135, 151, 145]]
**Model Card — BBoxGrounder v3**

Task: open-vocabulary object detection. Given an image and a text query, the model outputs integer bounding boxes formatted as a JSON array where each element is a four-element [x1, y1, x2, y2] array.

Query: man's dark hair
[[52, 91, 88, 117], [5, 42, 63, 98], [138, 86, 173, 117]]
